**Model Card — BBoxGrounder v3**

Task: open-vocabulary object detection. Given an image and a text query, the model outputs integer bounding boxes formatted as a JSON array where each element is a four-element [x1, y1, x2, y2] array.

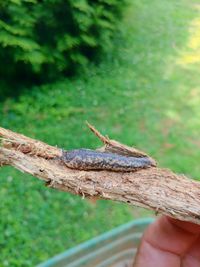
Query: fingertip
[[166, 216, 200, 234], [142, 215, 200, 255]]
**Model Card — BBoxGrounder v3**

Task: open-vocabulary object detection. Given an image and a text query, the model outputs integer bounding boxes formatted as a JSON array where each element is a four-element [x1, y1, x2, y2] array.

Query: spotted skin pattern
[[61, 149, 155, 172]]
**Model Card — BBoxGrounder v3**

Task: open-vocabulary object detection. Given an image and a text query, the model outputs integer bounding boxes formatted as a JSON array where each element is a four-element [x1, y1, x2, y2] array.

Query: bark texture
[[0, 125, 200, 225]]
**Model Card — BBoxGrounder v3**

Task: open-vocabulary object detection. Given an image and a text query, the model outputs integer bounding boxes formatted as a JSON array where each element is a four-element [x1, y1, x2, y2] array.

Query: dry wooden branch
[[0, 125, 200, 225]]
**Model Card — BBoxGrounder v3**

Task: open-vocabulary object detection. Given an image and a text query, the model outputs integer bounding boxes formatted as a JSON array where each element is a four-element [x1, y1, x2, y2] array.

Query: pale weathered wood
[[0, 126, 200, 225], [0, 126, 60, 159]]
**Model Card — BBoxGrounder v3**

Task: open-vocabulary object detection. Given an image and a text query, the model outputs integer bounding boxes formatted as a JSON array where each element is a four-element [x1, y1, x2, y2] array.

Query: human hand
[[133, 215, 200, 267]]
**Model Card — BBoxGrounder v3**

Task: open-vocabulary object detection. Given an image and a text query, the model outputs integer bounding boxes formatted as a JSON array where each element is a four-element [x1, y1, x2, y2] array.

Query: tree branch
[[0, 125, 200, 224]]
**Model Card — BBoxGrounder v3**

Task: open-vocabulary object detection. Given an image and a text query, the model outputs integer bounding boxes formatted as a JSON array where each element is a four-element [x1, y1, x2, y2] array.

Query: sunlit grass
[[177, 13, 200, 66]]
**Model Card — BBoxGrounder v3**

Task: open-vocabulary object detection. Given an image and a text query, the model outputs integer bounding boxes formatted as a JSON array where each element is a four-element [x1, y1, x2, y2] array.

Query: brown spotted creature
[[61, 148, 156, 172]]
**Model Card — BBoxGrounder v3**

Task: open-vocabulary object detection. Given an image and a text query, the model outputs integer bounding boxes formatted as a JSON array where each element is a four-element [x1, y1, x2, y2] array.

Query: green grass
[[1, 0, 200, 266]]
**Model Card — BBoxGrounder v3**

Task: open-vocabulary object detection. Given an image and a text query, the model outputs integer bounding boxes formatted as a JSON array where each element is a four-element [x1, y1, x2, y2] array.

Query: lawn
[[1, 0, 200, 266]]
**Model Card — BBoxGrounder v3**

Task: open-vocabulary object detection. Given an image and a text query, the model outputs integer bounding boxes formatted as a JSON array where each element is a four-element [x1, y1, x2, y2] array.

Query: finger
[[144, 216, 200, 255], [133, 216, 200, 267], [182, 235, 200, 267], [133, 240, 180, 267], [168, 217, 200, 235]]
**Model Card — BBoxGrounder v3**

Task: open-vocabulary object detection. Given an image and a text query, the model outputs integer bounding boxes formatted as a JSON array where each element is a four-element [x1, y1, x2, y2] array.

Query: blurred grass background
[[1, 0, 200, 266]]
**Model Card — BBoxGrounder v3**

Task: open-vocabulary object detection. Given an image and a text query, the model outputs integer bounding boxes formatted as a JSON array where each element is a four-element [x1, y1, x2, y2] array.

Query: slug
[[61, 148, 155, 172]]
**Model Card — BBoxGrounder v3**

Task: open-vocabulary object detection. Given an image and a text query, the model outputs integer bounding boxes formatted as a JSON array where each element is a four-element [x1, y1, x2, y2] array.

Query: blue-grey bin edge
[[37, 217, 155, 267]]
